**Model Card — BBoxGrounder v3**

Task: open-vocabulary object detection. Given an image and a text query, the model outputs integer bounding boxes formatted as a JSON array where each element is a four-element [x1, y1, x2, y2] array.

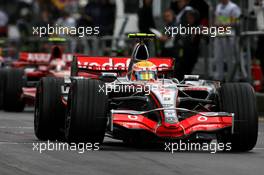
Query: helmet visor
[[136, 71, 156, 81]]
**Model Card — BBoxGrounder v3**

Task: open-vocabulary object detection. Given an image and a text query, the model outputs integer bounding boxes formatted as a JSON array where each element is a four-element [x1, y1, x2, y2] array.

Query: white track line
[[0, 126, 33, 129], [0, 142, 33, 145]]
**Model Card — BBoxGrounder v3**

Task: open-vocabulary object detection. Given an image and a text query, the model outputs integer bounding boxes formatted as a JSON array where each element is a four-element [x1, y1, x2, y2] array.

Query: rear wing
[[73, 56, 175, 76], [18, 52, 73, 64]]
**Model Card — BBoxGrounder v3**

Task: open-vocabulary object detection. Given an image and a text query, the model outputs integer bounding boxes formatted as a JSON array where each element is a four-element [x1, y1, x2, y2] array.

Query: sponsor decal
[[197, 116, 208, 122], [19, 52, 73, 62], [77, 57, 173, 71], [128, 115, 138, 120]]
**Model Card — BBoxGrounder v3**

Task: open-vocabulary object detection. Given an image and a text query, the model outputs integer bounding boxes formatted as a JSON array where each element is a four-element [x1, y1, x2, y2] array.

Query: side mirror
[[172, 78, 180, 84], [99, 72, 117, 82], [184, 75, 200, 81]]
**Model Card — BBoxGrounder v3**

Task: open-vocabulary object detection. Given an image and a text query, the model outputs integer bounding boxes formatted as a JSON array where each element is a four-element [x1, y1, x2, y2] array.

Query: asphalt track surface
[[0, 108, 264, 175]]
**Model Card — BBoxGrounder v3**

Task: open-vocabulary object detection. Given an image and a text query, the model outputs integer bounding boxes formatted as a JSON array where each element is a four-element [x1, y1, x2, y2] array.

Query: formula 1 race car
[[34, 34, 258, 152], [0, 38, 73, 111]]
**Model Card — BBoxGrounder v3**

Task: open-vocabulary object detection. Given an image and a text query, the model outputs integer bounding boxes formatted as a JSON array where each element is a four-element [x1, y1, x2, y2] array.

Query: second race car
[[0, 38, 73, 111]]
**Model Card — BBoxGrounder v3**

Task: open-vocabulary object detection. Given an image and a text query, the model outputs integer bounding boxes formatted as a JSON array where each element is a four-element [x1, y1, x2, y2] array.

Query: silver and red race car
[[34, 34, 258, 152]]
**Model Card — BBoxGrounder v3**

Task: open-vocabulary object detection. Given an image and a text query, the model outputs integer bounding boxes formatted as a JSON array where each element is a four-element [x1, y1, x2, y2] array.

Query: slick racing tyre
[[34, 77, 65, 140], [65, 79, 108, 143], [0, 69, 6, 109], [218, 83, 258, 152], [3, 68, 25, 112]]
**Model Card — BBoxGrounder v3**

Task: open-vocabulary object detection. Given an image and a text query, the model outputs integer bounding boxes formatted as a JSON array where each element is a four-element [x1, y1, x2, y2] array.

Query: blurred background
[[0, 0, 264, 91]]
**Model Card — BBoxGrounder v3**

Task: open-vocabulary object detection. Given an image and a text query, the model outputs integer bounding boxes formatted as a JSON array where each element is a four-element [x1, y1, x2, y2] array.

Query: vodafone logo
[[197, 116, 208, 122], [77, 57, 172, 71], [128, 115, 138, 120], [20, 53, 73, 63], [78, 58, 130, 70]]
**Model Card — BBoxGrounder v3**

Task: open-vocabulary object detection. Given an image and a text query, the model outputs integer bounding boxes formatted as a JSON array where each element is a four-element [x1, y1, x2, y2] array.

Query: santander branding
[[27, 53, 50, 62], [77, 57, 173, 71], [20, 53, 73, 63]]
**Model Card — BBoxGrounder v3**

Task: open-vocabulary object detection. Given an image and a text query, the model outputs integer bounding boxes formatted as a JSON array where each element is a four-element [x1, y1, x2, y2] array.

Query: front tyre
[[34, 77, 65, 140], [65, 79, 108, 143], [218, 83, 258, 152]]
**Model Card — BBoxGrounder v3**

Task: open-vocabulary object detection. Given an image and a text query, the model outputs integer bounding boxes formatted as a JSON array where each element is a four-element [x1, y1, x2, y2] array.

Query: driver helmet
[[131, 60, 157, 81]]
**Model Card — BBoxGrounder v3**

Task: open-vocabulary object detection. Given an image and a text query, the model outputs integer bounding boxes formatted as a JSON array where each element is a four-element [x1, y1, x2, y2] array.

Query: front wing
[[111, 111, 233, 138]]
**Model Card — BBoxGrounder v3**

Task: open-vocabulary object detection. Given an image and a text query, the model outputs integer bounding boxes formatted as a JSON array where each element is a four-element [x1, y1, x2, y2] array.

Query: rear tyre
[[0, 69, 6, 109], [218, 83, 258, 152], [3, 68, 25, 112], [34, 77, 65, 140], [65, 79, 108, 143]]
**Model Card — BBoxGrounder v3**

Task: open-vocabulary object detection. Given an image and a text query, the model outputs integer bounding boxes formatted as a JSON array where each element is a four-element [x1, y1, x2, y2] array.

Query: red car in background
[[0, 39, 75, 111]]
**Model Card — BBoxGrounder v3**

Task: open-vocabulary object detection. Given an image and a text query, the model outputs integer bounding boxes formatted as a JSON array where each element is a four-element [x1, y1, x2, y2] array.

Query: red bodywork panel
[[113, 113, 232, 138], [12, 52, 74, 67], [22, 87, 36, 99]]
